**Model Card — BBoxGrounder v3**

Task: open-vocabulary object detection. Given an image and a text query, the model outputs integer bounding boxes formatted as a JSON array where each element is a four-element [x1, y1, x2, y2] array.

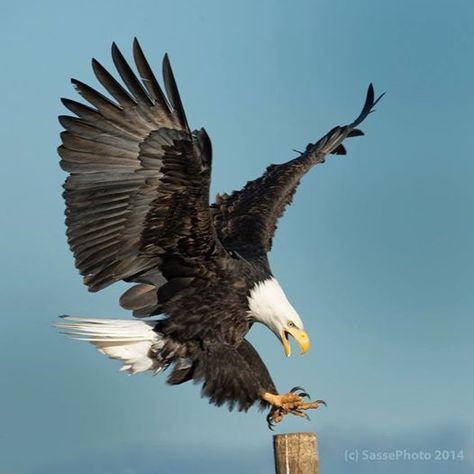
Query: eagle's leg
[[261, 387, 326, 430]]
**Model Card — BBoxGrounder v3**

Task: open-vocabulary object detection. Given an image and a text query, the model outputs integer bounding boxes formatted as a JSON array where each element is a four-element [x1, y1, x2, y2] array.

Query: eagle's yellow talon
[[261, 390, 324, 428]]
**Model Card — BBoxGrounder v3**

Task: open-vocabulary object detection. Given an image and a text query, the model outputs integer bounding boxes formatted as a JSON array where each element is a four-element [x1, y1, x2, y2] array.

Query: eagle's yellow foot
[[261, 387, 326, 430]]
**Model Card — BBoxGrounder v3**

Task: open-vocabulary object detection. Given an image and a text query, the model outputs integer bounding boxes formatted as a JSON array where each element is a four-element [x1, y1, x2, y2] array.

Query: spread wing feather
[[211, 84, 383, 258], [60, 39, 223, 298]]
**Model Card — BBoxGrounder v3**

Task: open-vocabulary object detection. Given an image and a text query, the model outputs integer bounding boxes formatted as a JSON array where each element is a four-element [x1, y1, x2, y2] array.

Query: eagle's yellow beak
[[280, 327, 311, 357]]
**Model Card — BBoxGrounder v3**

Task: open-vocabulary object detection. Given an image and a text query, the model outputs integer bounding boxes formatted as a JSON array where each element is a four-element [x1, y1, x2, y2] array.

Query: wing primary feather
[[132, 38, 171, 110], [92, 58, 137, 107], [111, 42, 153, 105], [71, 78, 122, 112], [347, 128, 364, 137], [61, 97, 98, 116], [331, 144, 346, 155], [162, 53, 190, 132], [351, 84, 385, 127]]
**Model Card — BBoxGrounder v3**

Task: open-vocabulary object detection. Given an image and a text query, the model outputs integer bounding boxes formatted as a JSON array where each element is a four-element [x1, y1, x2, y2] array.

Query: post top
[[273, 432, 316, 440]]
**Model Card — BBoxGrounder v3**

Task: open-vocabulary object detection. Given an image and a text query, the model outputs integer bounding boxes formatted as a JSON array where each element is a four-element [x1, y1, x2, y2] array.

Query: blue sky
[[1, 0, 473, 473]]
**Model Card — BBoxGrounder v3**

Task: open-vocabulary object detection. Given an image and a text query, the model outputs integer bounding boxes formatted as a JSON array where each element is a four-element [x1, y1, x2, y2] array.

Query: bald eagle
[[55, 39, 382, 428]]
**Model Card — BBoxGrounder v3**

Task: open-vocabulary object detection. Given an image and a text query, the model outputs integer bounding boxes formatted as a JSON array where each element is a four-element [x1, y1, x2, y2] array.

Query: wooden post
[[273, 432, 319, 474]]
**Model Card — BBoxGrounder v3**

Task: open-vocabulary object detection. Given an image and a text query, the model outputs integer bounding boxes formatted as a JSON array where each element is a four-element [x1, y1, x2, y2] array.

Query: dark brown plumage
[[57, 39, 382, 419]]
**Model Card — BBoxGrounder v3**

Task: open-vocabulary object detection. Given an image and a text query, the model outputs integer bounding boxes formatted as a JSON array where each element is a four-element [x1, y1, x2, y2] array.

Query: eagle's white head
[[247, 277, 310, 357]]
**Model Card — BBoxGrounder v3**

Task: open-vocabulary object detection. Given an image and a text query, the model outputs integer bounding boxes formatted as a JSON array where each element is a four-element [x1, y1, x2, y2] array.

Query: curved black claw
[[290, 386, 311, 399], [292, 409, 311, 421], [316, 399, 327, 407], [266, 413, 275, 431]]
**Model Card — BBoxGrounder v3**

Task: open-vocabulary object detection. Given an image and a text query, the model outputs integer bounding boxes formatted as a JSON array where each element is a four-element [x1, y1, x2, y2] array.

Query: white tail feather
[[55, 317, 164, 374]]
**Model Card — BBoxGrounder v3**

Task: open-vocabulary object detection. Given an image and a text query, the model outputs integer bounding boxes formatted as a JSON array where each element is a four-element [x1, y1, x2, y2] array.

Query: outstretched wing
[[60, 40, 224, 306], [211, 85, 383, 259]]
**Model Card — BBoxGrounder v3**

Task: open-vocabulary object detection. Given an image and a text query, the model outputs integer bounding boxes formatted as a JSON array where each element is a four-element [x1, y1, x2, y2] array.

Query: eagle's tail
[[54, 316, 165, 374]]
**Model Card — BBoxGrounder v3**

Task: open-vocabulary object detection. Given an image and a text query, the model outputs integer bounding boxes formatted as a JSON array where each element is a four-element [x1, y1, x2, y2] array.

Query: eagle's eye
[[287, 320, 296, 328]]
